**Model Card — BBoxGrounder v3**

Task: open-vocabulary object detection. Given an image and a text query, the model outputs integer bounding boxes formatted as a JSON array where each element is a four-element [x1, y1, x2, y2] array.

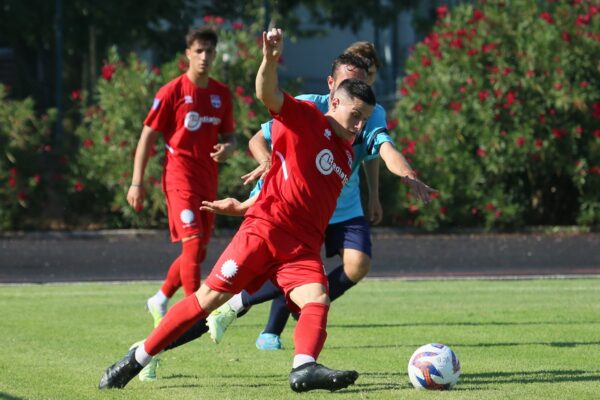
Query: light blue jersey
[[251, 93, 394, 224]]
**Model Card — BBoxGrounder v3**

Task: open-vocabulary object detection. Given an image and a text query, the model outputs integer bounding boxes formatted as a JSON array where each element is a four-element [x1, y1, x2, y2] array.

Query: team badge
[[324, 129, 332, 140], [184, 111, 202, 131], [210, 95, 221, 108]]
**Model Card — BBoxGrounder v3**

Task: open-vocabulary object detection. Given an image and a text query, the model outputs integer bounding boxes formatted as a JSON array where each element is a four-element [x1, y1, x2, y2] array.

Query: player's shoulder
[[157, 74, 186, 97], [208, 78, 232, 95]]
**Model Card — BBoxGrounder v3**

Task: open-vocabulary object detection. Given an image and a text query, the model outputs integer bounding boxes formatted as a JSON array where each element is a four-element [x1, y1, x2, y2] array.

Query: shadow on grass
[[463, 369, 600, 385], [0, 392, 26, 400], [326, 340, 600, 350], [328, 320, 600, 329]]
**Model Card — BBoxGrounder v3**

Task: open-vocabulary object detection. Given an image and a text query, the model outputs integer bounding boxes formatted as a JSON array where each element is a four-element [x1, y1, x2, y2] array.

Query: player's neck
[[325, 115, 353, 143], [186, 70, 210, 88]]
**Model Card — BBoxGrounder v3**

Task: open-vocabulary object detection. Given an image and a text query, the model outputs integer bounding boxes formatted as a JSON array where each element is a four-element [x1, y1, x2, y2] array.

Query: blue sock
[[241, 280, 282, 308], [328, 265, 356, 301]]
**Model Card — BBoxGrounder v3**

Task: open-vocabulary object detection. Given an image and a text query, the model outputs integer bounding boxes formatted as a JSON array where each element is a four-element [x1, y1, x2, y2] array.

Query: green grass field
[[1, 278, 599, 399]]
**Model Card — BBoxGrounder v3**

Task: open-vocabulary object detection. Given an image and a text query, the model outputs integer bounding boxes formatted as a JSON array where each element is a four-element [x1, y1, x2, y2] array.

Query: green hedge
[[386, 0, 600, 230]]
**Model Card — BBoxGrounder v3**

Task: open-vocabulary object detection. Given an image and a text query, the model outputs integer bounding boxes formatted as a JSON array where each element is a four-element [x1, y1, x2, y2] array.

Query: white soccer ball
[[407, 343, 461, 390]]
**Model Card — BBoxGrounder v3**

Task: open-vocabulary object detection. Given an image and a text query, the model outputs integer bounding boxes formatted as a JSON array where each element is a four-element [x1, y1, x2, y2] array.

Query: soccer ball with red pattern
[[407, 343, 460, 390]]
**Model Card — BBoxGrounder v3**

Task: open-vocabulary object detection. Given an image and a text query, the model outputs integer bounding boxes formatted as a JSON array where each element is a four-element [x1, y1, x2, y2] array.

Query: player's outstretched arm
[[210, 134, 237, 162], [379, 142, 437, 204], [363, 158, 383, 225], [242, 129, 272, 185], [200, 194, 258, 217], [127, 125, 161, 212], [256, 28, 284, 114]]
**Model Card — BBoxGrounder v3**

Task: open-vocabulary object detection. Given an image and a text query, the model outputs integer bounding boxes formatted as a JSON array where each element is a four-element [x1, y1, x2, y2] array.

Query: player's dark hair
[[336, 78, 376, 106], [186, 27, 218, 48], [330, 53, 369, 78], [344, 41, 381, 70]]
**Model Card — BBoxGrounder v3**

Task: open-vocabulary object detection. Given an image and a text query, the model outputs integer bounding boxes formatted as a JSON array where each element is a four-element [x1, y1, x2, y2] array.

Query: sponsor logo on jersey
[[151, 98, 161, 110], [180, 209, 196, 227], [210, 95, 221, 108], [315, 149, 349, 185], [216, 259, 238, 285], [184, 95, 193, 104], [184, 111, 222, 131], [184, 112, 202, 131]]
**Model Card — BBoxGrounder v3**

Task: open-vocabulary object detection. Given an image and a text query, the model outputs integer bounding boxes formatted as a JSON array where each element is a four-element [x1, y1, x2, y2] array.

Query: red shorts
[[205, 218, 328, 313], [165, 189, 215, 243]]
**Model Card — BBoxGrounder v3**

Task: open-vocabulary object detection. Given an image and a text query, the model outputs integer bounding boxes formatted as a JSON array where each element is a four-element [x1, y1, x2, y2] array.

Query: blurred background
[[0, 0, 598, 233]]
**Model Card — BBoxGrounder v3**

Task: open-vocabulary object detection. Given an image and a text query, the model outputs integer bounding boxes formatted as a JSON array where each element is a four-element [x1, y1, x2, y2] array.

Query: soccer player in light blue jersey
[[205, 43, 435, 350]]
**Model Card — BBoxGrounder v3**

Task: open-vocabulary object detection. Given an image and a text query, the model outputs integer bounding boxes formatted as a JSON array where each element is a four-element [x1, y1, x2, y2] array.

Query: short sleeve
[[143, 86, 174, 134]]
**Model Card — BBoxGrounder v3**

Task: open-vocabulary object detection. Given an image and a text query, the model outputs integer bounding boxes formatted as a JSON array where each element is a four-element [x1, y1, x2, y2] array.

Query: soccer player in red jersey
[[126, 27, 236, 334], [99, 28, 375, 393]]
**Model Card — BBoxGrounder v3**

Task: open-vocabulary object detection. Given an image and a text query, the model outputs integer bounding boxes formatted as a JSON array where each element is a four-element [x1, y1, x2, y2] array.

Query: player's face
[[327, 64, 367, 94], [186, 40, 217, 76], [331, 96, 373, 141]]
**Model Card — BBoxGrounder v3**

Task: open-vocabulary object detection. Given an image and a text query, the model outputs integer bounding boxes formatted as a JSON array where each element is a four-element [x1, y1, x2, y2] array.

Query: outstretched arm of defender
[[242, 129, 272, 185], [200, 194, 258, 217], [379, 142, 437, 204], [256, 28, 284, 114]]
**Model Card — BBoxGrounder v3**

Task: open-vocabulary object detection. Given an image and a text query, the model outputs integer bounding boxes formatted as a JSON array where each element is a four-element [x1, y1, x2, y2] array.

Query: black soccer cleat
[[98, 347, 144, 389], [289, 362, 359, 392]]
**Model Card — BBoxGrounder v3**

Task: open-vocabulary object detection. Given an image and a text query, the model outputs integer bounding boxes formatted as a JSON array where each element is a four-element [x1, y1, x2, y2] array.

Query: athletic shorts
[[165, 189, 215, 244], [205, 218, 328, 313], [324, 216, 372, 258]]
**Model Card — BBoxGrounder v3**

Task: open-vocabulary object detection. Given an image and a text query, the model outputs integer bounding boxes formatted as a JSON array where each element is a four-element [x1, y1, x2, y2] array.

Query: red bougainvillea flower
[[470, 9, 485, 23], [591, 102, 600, 119], [101, 64, 116, 81], [232, 21, 244, 30], [71, 90, 81, 101], [387, 118, 398, 130], [74, 181, 85, 192], [516, 136, 525, 147], [178, 58, 187, 72], [540, 12, 554, 24], [449, 101, 462, 112], [436, 5, 449, 19], [476, 147, 486, 157], [535, 138, 544, 148], [83, 138, 94, 148]]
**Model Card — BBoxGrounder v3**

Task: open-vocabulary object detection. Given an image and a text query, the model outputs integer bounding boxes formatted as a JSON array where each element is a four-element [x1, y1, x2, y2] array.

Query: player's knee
[[343, 252, 371, 282], [196, 285, 232, 313]]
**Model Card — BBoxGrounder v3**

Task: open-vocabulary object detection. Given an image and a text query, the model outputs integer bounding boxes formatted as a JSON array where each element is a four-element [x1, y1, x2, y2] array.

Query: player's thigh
[[204, 228, 275, 296], [274, 258, 328, 312], [166, 190, 214, 243]]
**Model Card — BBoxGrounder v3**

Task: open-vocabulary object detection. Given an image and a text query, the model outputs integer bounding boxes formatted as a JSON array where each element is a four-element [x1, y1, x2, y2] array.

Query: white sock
[[293, 354, 316, 369], [134, 344, 152, 367], [227, 293, 245, 314], [150, 290, 168, 305]]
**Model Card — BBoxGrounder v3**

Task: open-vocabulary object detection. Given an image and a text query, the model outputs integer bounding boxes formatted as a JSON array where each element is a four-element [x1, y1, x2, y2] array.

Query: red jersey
[[144, 74, 235, 197], [245, 93, 354, 253]]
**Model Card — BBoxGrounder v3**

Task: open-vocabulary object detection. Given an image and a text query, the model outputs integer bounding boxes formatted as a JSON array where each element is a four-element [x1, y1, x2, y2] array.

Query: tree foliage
[[386, 0, 600, 230]]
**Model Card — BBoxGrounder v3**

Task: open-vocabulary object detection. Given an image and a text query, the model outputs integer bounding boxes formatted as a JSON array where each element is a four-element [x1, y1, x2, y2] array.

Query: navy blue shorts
[[324, 216, 372, 258]]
